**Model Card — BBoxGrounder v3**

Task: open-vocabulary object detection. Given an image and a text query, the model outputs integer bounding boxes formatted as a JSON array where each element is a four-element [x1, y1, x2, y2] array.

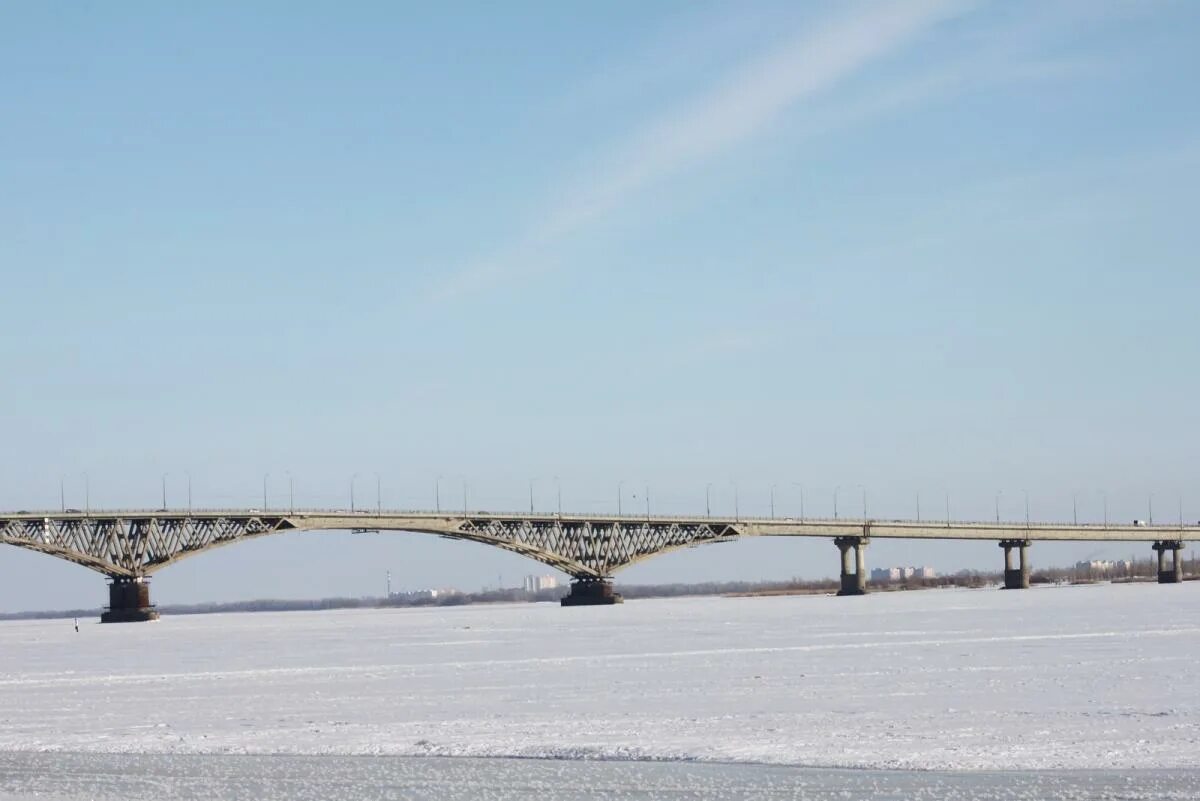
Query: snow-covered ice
[[0, 583, 1198, 772]]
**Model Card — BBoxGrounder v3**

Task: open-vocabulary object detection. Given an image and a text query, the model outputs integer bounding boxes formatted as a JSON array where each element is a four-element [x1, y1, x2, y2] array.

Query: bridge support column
[[834, 536, 867, 596], [561, 577, 623, 606], [999, 540, 1031, 589], [1152, 541, 1184, 584], [100, 577, 159, 623]]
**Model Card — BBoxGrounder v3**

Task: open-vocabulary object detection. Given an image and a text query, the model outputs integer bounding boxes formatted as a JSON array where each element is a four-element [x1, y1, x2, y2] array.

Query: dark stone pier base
[[561, 578, 623, 606], [835, 536, 868, 596], [1000, 539, 1031, 589], [1153, 541, 1184, 584], [100, 577, 160, 623]]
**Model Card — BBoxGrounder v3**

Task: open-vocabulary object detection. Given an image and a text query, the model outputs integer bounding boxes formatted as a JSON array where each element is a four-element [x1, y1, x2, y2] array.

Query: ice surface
[[0, 583, 1197, 771], [2, 753, 1199, 801]]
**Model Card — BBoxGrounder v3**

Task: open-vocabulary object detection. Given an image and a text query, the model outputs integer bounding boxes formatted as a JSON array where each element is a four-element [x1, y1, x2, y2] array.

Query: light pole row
[[49, 477, 1191, 526]]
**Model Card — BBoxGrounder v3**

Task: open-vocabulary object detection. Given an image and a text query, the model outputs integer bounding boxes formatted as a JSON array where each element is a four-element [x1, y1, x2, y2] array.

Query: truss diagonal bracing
[[0, 512, 741, 579], [0, 515, 296, 577]]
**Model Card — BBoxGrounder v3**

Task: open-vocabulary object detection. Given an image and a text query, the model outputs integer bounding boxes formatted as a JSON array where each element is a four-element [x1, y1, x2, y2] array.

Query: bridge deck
[[2, 508, 1194, 542]]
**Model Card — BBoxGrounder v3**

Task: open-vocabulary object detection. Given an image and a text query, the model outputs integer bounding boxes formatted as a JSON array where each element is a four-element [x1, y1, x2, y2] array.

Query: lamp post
[[1073, 491, 1078, 526], [463, 478, 468, 514], [995, 491, 1003, 525], [554, 476, 561, 516], [645, 485, 650, 519], [1023, 489, 1030, 527], [793, 483, 804, 521], [706, 483, 712, 518], [770, 485, 776, 519], [161, 473, 168, 509], [617, 481, 624, 516], [529, 478, 536, 515], [833, 486, 840, 520], [84, 473, 89, 516], [185, 471, 192, 514], [59, 476, 65, 513], [1148, 493, 1154, 526], [262, 473, 269, 511], [435, 475, 442, 513], [733, 481, 739, 522], [916, 491, 921, 523], [376, 473, 382, 515], [860, 485, 868, 520], [1100, 489, 1107, 528], [350, 473, 359, 514], [287, 472, 294, 515]]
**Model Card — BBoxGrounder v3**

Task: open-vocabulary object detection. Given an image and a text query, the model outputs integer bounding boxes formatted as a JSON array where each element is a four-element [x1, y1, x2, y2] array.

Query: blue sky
[[2, 1, 1199, 610]]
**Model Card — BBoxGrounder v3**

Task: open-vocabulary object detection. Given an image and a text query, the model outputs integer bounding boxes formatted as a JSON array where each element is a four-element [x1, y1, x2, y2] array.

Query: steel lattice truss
[[0, 512, 739, 578], [0, 515, 294, 577], [455, 518, 740, 576]]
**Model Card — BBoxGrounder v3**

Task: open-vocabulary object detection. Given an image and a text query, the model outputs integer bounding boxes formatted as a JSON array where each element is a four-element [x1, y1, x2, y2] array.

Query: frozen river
[[1, 583, 1198, 798]]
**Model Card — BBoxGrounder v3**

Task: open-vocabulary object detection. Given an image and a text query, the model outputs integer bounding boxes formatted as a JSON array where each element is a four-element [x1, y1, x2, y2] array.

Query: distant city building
[[870, 566, 936, 582], [1075, 560, 1119, 573], [523, 575, 559, 592]]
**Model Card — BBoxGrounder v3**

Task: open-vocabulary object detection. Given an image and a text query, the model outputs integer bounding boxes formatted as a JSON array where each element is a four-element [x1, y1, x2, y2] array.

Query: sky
[[2, 0, 1199, 611]]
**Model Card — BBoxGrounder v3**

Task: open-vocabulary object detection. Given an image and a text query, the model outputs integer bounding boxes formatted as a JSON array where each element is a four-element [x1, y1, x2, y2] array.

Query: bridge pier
[[834, 536, 868, 596], [999, 540, 1031, 589], [100, 577, 159, 623], [560, 577, 623, 606], [1152, 541, 1184, 584]]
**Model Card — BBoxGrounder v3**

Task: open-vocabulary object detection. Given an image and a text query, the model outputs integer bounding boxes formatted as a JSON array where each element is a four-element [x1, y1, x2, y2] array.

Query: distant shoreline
[[1, 561, 1186, 622]]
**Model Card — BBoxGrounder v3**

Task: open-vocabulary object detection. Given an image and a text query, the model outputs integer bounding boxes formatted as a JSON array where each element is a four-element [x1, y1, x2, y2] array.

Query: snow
[[0, 583, 1198, 771]]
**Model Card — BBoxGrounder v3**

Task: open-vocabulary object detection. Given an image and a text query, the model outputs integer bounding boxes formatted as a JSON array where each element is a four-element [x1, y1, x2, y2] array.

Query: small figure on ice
[[73, 618, 78, 633]]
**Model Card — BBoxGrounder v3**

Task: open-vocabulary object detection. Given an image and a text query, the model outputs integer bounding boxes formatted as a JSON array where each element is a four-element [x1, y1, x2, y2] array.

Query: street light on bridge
[[995, 490, 1003, 524], [705, 483, 712, 518], [617, 481, 624, 516], [262, 473, 269, 512], [833, 485, 840, 520], [350, 473, 359, 514], [793, 483, 804, 522], [161, 473, 168, 510]]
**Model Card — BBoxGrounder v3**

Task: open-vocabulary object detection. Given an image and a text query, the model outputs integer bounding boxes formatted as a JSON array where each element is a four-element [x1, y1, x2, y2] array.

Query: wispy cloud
[[432, 0, 975, 300]]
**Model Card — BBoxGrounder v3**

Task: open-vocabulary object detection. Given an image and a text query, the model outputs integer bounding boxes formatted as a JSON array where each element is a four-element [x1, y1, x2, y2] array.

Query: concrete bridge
[[0, 509, 1192, 621]]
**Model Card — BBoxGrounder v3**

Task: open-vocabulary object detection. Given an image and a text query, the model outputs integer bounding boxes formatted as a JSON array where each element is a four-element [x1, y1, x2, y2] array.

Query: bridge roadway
[[0, 509, 1193, 621]]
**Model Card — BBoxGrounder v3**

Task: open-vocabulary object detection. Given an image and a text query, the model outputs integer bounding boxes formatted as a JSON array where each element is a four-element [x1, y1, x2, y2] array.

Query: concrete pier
[[1152, 541, 1184, 584], [100, 577, 159, 623], [999, 539, 1031, 589], [834, 536, 868, 596], [561, 577, 623, 606]]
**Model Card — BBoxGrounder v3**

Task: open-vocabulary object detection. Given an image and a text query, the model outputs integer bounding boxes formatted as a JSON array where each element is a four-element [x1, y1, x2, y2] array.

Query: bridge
[[0, 509, 1192, 621]]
